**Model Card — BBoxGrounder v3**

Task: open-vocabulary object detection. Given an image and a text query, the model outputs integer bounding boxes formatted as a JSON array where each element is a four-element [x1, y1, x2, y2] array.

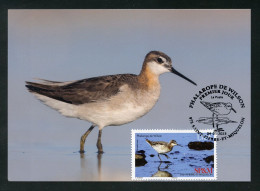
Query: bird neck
[[168, 143, 174, 150], [138, 64, 160, 90]]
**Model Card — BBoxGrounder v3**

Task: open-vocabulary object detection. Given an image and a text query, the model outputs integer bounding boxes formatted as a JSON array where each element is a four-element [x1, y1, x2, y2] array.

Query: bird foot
[[163, 154, 169, 159]]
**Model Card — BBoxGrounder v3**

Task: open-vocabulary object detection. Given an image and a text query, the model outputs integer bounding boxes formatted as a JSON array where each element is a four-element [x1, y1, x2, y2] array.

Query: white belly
[[152, 145, 170, 154], [77, 85, 160, 128]]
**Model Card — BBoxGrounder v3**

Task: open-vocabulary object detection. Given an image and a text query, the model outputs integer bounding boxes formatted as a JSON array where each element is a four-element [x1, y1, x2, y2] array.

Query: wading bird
[[26, 51, 196, 153], [146, 139, 179, 161]]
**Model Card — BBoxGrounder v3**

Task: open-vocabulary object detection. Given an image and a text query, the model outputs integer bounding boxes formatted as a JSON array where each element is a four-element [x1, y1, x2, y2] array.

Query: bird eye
[[157, 57, 163, 63]]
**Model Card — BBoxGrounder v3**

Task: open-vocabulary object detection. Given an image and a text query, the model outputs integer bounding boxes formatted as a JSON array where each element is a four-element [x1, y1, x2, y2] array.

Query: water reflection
[[80, 153, 86, 168], [97, 153, 102, 181], [80, 152, 103, 181], [151, 162, 173, 177]]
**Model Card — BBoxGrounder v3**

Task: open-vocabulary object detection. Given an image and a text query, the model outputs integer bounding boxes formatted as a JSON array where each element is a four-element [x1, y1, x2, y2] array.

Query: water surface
[[9, 145, 131, 181]]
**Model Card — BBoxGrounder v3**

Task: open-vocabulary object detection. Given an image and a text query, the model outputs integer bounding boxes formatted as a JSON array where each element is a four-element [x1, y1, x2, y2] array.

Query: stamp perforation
[[131, 129, 217, 181]]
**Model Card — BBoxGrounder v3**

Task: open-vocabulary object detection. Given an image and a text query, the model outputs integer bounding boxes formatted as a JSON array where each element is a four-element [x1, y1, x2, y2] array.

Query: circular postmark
[[188, 84, 246, 141]]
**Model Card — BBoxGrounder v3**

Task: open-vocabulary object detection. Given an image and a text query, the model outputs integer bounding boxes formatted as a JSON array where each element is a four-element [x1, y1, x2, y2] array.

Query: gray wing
[[150, 141, 168, 146], [201, 101, 223, 113], [146, 139, 167, 146], [201, 101, 214, 110], [26, 74, 138, 105]]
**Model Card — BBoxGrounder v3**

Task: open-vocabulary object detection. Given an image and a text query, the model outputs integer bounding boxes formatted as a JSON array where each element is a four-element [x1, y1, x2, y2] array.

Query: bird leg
[[158, 154, 162, 161], [162, 153, 169, 159], [216, 114, 219, 131], [158, 161, 163, 170], [212, 113, 215, 128], [96, 130, 104, 154], [80, 125, 95, 153]]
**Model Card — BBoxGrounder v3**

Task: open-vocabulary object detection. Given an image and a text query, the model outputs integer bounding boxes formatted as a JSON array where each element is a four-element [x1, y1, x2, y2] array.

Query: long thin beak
[[232, 108, 236, 113], [171, 67, 197, 86]]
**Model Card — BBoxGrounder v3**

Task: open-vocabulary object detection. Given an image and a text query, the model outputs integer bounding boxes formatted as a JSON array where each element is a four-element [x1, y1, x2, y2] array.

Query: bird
[[200, 101, 236, 128], [200, 101, 236, 116], [152, 163, 172, 177], [146, 139, 178, 161], [25, 51, 196, 154]]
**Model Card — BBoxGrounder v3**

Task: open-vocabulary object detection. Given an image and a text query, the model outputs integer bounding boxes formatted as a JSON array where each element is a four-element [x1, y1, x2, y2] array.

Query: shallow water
[[8, 145, 131, 181], [134, 133, 214, 178]]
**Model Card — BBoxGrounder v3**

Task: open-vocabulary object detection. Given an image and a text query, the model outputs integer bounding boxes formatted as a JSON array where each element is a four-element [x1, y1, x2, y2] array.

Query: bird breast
[[152, 144, 171, 154], [77, 83, 161, 128], [213, 106, 231, 115]]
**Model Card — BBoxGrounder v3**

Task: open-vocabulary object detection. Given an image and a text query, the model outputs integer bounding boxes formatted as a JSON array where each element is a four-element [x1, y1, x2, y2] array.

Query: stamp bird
[[146, 139, 179, 161], [152, 163, 172, 177], [25, 51, 196, 153]]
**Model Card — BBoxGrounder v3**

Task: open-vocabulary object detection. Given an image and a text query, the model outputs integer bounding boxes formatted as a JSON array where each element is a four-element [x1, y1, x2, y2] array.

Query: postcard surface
[[8, 9, 250, 181]]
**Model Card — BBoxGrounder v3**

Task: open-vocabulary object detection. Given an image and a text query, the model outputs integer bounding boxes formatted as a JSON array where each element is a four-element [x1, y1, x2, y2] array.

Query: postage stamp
[[131, 129, 217, 181], [188, 84, 246, 141]]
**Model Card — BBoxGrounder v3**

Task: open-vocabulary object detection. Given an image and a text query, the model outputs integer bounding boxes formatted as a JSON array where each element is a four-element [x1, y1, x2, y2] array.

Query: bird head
[[169, 140, 178, 147], [225, 102, 236, 113], [143, 51, 197, 85]]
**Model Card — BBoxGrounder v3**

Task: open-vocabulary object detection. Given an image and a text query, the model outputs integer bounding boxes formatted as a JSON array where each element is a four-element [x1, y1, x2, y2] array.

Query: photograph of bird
[[25, 51, 196, 153]]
